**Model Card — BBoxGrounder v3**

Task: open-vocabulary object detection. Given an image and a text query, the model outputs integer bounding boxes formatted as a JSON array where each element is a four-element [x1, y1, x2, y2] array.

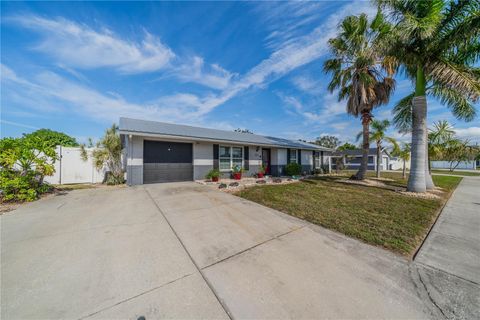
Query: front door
[[262, 148, 271, 174]]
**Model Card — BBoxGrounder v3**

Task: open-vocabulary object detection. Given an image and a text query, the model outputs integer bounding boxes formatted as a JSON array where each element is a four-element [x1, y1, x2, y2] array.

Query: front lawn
[[236, 173, 462, 256]]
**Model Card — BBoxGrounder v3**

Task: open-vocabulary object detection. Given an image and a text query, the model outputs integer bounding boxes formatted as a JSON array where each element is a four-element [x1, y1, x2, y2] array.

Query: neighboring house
[[389, 156, 411, 171], [119, 117, 333, 185], [331, 148, 392, 171]]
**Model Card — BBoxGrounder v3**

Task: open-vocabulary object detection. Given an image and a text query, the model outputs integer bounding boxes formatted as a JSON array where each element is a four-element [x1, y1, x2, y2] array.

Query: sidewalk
[[414, 176, 480, 318]]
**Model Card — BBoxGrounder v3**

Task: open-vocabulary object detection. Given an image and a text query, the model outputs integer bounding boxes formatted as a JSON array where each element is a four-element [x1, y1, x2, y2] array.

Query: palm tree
[[429, 120, 455, 161], [81, 124, 124, 185], [395, 143, 411, 179], [356, 119, 398, 178], [378, 0, 480, 192], [324, 13, 395, 180]]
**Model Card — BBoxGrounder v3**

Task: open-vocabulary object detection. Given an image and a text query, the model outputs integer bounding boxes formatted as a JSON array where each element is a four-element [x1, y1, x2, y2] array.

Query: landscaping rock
[[273, 178, 282, 183], [229, 182, 239, 187], [218, 183, 227, 189], [256, 180, 266, 184]]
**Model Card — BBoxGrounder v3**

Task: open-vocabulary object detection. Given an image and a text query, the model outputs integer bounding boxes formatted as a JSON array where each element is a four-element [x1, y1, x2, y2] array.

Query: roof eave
[[119, 130, 330, 151]]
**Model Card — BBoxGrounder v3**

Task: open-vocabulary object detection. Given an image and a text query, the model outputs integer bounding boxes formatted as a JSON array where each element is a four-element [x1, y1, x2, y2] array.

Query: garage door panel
[[144, 141, 192, 164], [143, 141, 193, 183]]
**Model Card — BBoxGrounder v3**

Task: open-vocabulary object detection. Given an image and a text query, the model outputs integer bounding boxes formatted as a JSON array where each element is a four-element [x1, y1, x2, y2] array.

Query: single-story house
[[331, 148, 392, 171], [119, 117, 333, 185]]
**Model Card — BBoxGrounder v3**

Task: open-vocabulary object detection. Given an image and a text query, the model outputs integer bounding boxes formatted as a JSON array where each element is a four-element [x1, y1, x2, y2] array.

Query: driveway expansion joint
[[144, 187, 233, 320], [78, 272, 195, 320], [201, 226, 305, 270]]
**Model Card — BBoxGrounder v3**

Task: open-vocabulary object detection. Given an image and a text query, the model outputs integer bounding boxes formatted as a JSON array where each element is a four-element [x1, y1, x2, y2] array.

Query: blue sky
[[1, 1, 479, 145]]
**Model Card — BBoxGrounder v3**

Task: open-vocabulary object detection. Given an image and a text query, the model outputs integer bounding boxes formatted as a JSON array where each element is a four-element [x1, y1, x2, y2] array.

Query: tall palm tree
[[324, 13, 395, 180], [378, 0, 480, 192], [356, 119, 398, 178]]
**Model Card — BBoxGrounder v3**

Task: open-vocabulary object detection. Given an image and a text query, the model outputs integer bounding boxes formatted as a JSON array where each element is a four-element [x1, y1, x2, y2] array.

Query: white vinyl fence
[[44, 146, 106, 185], [430, 160, 477, 170]]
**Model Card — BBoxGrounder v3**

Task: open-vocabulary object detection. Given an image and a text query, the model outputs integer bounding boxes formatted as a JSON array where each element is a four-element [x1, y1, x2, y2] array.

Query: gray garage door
[[143, 140, 193, 183]]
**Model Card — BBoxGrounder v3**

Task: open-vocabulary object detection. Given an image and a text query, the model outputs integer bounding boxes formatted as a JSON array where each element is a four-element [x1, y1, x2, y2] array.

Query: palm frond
[[430, 83, 477, 121], [392, 92, 414, 133], [428, 59, 480, 101]]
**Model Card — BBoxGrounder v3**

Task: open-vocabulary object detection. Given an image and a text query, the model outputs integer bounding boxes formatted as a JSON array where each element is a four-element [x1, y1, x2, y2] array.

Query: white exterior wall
[[44, 146, 105, 184], [193, 142, 213, 166]]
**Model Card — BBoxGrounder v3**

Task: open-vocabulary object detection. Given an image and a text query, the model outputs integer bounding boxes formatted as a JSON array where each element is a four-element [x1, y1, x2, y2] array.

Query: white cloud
[[291, 75, 322, 95], [454, 127, 480, 142], [170, 56, 235, 90], [0, 120, 39, 130], [253, 1, 329, 50], [1, 65, 223, 124], [9, 15, 174, 73]]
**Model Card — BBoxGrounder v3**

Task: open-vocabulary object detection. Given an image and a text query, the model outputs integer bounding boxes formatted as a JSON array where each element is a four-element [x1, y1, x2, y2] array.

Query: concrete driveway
[[2, 182, 442, 319]]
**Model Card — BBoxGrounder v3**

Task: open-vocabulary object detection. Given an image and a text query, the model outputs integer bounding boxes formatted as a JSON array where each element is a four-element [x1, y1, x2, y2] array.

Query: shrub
[[285, 163, 301, 176], [205, 169, 220, 179], [81, 124, 124, 185], [0, 136, 57, 202]]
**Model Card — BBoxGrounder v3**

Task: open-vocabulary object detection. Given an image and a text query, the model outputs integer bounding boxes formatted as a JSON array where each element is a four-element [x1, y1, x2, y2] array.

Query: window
[[219, 146, 231, 170], [219, 145, 243, 171], [290, 149, 297, 163]]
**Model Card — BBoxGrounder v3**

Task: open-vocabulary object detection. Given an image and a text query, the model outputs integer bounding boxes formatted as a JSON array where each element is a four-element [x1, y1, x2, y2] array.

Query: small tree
[[337, 143, 356, 151], [442, 139, 475, 172], [81, 124, 124, 185], [23, 129, 79, 148], [393, 144, 410, 179], [315, 135, 340, 149]]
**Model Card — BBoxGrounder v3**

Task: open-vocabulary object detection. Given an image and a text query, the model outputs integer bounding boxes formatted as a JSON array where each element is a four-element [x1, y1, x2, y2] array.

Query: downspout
[[128, 134, 132, 186]]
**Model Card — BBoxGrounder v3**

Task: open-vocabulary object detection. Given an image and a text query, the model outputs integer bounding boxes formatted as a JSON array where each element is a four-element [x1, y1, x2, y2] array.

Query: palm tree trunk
[[402, 159, 406, 179], [355, 112, 370, 180], [376, 142, 381, 178], [407, 67, 427, 193]]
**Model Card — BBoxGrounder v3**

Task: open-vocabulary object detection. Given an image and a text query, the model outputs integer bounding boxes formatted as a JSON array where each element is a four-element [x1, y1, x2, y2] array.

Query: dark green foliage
[[0, 135, 57, 202], [285, 163, 302, 176], [205, 169, 220, 179], [338, 143, 356, 151], [23, 129, 79, 147]]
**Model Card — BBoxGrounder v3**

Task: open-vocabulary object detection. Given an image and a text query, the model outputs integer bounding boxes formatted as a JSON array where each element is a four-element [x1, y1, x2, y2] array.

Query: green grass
[[431, 170, 480, 176], [236, 172, 462, 256]]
